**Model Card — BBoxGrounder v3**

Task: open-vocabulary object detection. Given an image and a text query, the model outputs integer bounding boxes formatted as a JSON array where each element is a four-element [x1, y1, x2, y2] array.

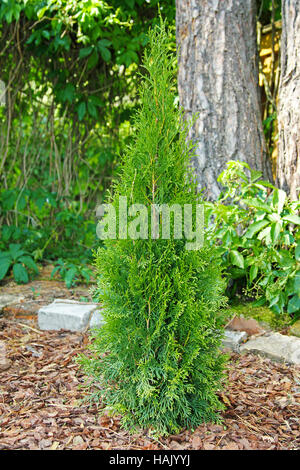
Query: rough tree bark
[[176, 0, 272, 200], [276, 0, 300, 201]]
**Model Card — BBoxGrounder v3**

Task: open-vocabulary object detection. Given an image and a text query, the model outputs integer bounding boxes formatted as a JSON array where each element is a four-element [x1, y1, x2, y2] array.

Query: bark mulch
[[0, 318, 299, 450]]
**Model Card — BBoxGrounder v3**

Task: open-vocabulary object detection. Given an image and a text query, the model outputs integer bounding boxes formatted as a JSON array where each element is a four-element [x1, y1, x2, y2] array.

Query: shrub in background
[[205, 161, 300, 321], [79, 24, 227, 436], [0, 188, 97, 286]]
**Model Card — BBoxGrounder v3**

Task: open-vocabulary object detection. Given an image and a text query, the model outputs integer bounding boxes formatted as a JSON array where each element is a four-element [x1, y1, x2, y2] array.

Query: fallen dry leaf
[[228, 316, 264, 336]]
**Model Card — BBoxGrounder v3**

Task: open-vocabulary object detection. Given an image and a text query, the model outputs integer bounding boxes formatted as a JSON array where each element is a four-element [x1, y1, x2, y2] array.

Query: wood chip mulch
[[0, 318, 299, 450]]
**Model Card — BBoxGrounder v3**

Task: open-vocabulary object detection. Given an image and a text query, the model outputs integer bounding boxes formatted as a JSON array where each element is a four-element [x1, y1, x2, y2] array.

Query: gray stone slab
[[222, 329, 248, 352], [89, 309, 105, 329], [38, 299, 101, 332], [0, 294, 25, 312], [240, 332, 300, 365]]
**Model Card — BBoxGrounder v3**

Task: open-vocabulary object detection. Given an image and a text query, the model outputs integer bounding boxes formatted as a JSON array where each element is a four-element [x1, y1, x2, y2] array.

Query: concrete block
[[89, 309, 105, 329], [38, 299, 102, 332], [240, 332, 300, 365], [222, 329, 248, 352]]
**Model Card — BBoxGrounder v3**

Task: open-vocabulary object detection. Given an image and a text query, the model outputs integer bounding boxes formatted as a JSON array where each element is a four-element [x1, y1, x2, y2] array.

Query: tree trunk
[[276, 0, 300, 201], [176, 0, 271, 200]]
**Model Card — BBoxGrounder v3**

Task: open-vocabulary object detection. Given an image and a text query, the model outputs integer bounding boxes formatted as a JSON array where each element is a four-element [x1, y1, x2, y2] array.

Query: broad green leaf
[[294, 272, 300, 296], [35, 197, 46, 210], [270, 304, 281, 315], [243, 198, 272, 214], [0, 251, 10, 260], [257, 226, 271, 243], [13, 263, 29, 284], [269, 294, 279, 308], [255, 180, 275, 189], [0, 260, 11, 280], [268, 212, 281, 223], [98, 39, 112, 48], [42, 30, 50, 40], [283, 214, 300, 225], [278, 252, 295, 267], [87, 49, 99, 70], [79, 46, 93, 59], [230, 267, 245, 279], [223, 229, 232, 246], [89, 95, 103, 106], [2, 225, 14, 241], [252, 297, 266, 307], [250, 169, 262, 183], [87, 101, 98, 118], [125, 0, 135, 8], [296, 243, 300, 261], [98, 45, 111, 62], [249, 264, 258, 282], [245, 220, 269, 238], [37, 6, 47, 19], [77, 101, 86, 121], [19, 256, 39, 274], [51, 266, 61, 279], [272, 188, 286, 214], [287, 295, 300, 314], [16, 194, 26, 210], [9, 243, 24, 260], [230, 250, 244, 269], [62, 83, 75, 104], [283, 233, 292, 245], [65, 267, 77, 288], [81, 269, 91, 282], [270, 222, 282, 243], [2, 190, 16, 210]]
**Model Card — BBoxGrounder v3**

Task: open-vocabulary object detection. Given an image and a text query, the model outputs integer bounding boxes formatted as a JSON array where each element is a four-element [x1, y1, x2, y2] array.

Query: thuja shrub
[[79, 24, 227, 436]]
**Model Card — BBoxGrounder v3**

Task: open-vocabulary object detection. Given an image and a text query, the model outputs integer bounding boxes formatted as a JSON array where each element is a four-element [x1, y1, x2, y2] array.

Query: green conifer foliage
[[79, 24, 227, 436]]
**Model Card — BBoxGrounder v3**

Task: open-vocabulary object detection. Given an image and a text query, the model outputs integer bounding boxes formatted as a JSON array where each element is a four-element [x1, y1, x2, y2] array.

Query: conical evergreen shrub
[[79, 24, 227, 436]]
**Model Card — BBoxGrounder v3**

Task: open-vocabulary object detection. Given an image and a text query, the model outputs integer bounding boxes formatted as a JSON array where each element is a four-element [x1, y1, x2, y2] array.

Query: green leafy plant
[[205, 160, 300, 320], [51, 258, 93, 289], [79, 24, 227, 437], [0, 243, 39, 284], [31, 286, 41, 298], [0, 186, 97, 265]]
